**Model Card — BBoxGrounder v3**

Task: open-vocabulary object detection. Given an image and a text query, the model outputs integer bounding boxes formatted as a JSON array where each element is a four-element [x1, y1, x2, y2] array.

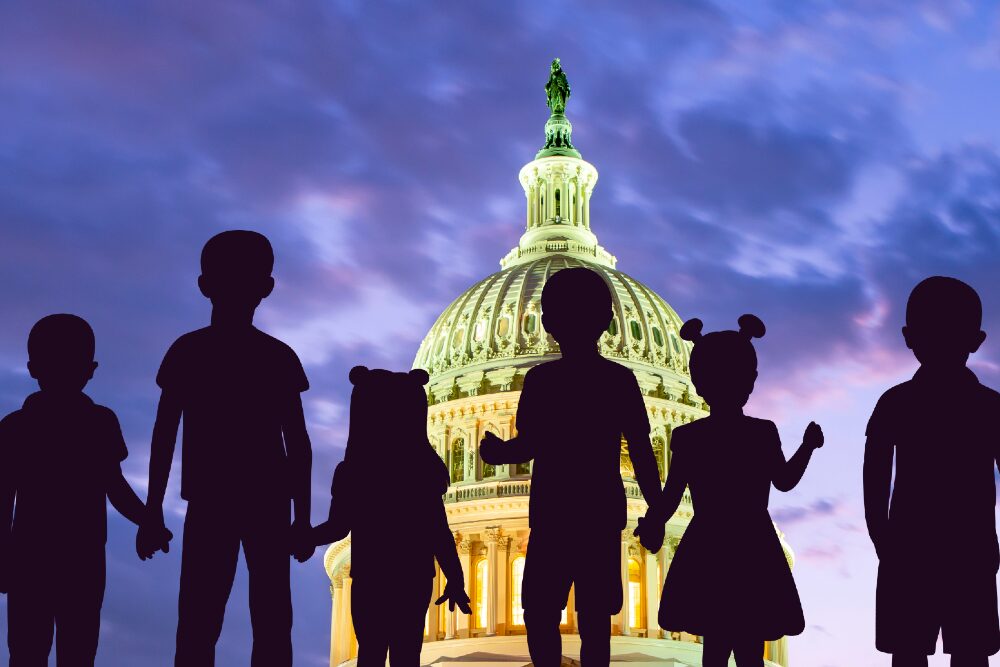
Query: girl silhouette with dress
[[635, 315, 824, 666]]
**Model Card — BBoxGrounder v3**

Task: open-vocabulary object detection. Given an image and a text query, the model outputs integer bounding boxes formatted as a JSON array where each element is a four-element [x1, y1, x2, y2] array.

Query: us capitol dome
[[325, 60, 793, 667]]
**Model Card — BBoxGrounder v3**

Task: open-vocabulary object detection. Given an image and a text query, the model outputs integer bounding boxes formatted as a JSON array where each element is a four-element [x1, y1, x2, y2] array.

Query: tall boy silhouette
[[138, 231, 314, 667], [864, 276, 1000, 667], [480, 267, 661, 667], [0, 314, 163, 666]]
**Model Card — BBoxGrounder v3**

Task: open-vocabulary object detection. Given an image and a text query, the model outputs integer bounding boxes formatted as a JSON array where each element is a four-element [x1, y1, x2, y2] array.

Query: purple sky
[[3, 1, 1000, 665]]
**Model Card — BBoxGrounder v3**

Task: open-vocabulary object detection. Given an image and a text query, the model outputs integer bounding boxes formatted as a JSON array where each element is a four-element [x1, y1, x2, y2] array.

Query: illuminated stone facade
[[324, 67, 793, 667]]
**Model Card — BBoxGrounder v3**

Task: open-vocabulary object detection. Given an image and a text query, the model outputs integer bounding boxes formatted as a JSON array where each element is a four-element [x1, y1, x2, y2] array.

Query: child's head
[[681, 314, 765, 410], [198, 230, 275, 312], [27, 314, 98, 393], [903, 276, 985, 368], [541, 267, 612, 349], [345, 366, 431, 468]]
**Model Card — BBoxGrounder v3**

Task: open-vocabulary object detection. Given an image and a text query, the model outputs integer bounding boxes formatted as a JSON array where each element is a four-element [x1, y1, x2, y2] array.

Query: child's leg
[[54, 551, 105, 667], [701, 635, 734, 667], [7, 576, 55, 666], [387, 579, 434, 666], [891, 654, 928, 667], [950, 655, 989, 667], [576, 612, 611, 666], [525, 608, 563, 667], [352, 579, 390, 667], [175, 502, 241, 667], [732, 637, 764, 667], [244, 503, 293, 667]]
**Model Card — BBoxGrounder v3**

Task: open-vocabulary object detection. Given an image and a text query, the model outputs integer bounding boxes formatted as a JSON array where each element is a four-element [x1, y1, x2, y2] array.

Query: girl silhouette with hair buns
[[634, 315, 824, 666]]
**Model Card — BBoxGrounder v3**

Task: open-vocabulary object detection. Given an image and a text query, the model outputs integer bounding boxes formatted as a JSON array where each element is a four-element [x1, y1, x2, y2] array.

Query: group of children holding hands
[[0, 229, 995, 667]]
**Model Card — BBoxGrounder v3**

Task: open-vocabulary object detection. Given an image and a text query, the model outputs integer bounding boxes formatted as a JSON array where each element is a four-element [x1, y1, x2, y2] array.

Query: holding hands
[[136, 510, 173, 561], [633, 514, 665, 554], [290, 521, 316, 563]]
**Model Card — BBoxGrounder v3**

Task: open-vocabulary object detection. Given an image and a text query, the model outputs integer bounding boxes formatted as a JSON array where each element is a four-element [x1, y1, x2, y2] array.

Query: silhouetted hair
[[541, 267, 613, 338], [200, 230, 275, 276], [27, 314, 95, 363], [345, 366, 431, 472], [906, 276, 982, 332], [681, 314, 765, 381]]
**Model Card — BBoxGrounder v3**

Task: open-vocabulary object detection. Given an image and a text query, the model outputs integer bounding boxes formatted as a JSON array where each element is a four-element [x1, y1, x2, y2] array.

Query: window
[[607, 318, 618, 336], [481, 435, 496, 478], [451, 327, 465, 350], [474, 558, 489, 629], [670, 333, 680, 353], [628, 559, 642, 629], [523, 313, 538, 335], [450, 438, 465, 483], [511, 556, 526, 626], [434, 335, 446, 356], [555, 189, 561, 216], [473, 320, 487, 342], [652, 326, 664, 347], [514, 461, 531, 476], [629, 321, 643, 340], [497, 316, 510, 338]]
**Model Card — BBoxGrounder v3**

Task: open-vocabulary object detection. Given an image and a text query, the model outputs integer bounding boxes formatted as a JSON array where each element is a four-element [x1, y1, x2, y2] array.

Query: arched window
[[652, 326, 664, 347], [523, 313, 538, 335], [555, 188, 561, 216], [497, 315, 511, 339], [474, 558, 489, 629], [451, 326, 465, 350], [629, 321, 643, 340], [473, 320, 487, 342], [652, 437, 666, 482], [450, 438, 465, 483], [628, 558, 642, 629], [607, 318, 618, 336], [511, 556, 526, 626]]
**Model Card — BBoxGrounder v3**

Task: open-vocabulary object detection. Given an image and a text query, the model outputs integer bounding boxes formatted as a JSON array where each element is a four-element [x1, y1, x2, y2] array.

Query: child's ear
[[26, 361, 37, 380], [349, 366, 369, 385], [971, 330, 987, 354], [901, 325, 914, 350], [197, 274, 211, 299], [260, 276, 275, 299], [409, 368, 430, 385], [89, 361, 98, 380]]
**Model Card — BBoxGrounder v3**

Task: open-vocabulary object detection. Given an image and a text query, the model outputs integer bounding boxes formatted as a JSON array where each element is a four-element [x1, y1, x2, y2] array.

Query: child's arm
[[863, 434, 892, 559], [479, 432, 535, 465], [624, 428, 661, 507], [772, 422, 824, 492], [108, 469, 146, 527], [312, 463, 352, 547], [138, 390, 182, 560], [634, 433, 690, 553], [282, 393, 313, 561], [432, 502, 471, 614]]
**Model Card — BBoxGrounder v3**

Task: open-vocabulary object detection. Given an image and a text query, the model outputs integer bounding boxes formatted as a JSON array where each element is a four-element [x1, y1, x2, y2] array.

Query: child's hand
[[479, 432, 504, 464], [137, 516, 173, 561], [290, 522, 315, 563], [633, 515, 665, 554], [435, 581, 472, 614], [803, 421, 824, 449]]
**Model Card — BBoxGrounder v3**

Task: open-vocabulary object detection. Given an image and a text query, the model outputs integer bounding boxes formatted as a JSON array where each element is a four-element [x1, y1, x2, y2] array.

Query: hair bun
[[737, 314, 766, 339], [349, 365, 369, 385], [408, 368, 430, 386], [679, 318, 704, 342]]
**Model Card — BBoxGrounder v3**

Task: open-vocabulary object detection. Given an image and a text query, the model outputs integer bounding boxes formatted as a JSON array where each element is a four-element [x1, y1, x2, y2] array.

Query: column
[[657, 547, 669, 639], [485, 527, 503, 636], [339, 576, 357, 660], [458, 537, 474, 638], [619, 536, 630, 636], [446, 533, 462, 639], [331, 574, 344, 666], [427, 564, 441, 641], [643, 550, 658, 635]]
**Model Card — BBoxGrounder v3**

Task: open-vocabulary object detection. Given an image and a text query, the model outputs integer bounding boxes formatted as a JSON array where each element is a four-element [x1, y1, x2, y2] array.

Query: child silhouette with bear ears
[[635, 315, 823, 667], [480, 267, 662, 667], [0, 314, 165, 666], [137, 230, 315, 667], [310, 365, 470, 667], [864, 276, 1000, 667]]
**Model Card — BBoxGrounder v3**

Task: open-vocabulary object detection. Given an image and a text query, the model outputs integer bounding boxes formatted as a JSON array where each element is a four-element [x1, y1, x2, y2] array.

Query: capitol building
[[324, 63, 794, 667]]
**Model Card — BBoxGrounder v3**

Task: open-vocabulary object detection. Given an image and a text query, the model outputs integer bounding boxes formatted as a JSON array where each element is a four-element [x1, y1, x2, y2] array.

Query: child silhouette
[[479, 267, 662, 667], [864, 276, 1000, 667], [137, 230, 314, 667], [634, 315, 822, 667], [310, 366, 471, 667], [0, 314, 166, 666]]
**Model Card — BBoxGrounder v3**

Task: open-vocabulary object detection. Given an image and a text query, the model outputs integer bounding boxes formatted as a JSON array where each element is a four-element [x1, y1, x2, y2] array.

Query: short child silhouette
[[310, 366, 471, 667], [635, 315, 822, 667], [864, 276, 1000, 667], [479, 267, 662, 667], [0, 314, 163, 666], [137, 230, 314, 667]]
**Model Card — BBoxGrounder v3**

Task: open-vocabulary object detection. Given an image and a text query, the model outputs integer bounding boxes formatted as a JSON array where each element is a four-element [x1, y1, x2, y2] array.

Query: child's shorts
[[521, 529, 623, 616], [876, 561, 1000, 655]]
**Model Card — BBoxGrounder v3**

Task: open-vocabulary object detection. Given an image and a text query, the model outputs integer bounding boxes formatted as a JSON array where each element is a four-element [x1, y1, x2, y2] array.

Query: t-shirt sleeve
[[155, 338, 187, 392], [514, 369, 540, 436], [100, 408, 129, 463], [620, 368, 650, 436], [285, 346, 309, 394], [865, 393, 892, 440]]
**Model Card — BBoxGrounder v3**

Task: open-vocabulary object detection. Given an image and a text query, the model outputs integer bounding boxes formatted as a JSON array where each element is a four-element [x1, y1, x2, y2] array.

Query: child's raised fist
[[803, 421, 824, 450]]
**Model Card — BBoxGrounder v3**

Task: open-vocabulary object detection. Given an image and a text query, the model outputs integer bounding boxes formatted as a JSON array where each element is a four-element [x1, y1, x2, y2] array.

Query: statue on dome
[[545, 58, 570, 115]]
